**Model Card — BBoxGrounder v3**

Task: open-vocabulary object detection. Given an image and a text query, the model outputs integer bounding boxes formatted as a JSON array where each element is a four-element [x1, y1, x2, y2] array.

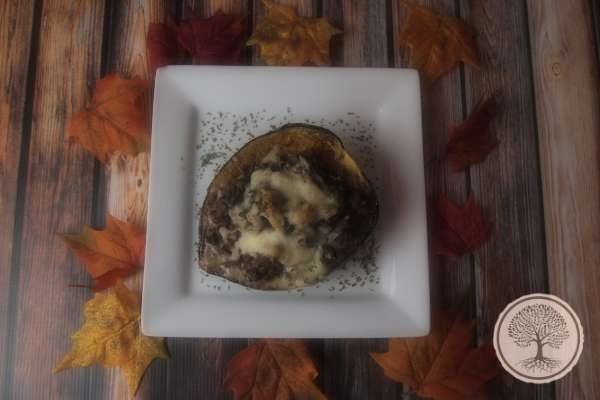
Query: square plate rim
[[141, 65, 430, 338]]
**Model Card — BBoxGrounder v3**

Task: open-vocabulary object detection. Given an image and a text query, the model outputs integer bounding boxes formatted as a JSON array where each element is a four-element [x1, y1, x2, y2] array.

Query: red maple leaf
[[432, 190, 492, 260], [221, 339, 326, 400], [178, 7, 249, 65], [445, 94, 500, 172], [147, 14, 185, 71]]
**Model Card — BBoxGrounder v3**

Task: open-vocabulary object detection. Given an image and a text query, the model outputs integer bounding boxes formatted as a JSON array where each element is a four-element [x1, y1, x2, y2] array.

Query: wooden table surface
[[2, 0, 600, 399]]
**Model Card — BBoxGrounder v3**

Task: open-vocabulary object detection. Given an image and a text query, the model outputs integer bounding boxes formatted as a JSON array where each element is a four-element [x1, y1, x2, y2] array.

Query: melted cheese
[[261, 144, 281, 164], [225, 161, 338, 284], [250, 169, 337, 221], [237, 229, 314, 266]]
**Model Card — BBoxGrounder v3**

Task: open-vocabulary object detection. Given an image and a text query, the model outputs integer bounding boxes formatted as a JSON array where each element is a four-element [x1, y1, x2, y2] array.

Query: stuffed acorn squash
[[198, 123, 378, 290]]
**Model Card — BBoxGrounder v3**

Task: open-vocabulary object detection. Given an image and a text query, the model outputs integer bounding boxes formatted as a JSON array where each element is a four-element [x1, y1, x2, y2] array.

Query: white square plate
[[142, 66, 430, 338]]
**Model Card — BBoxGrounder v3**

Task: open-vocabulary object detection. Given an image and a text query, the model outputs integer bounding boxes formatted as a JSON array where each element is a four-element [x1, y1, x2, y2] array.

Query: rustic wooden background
[[1, 0, 599, 399]]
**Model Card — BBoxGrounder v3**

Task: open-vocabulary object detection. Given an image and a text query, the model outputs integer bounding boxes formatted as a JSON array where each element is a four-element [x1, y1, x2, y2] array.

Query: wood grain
[[0, 0, 35, 394], [5, 0, 107, 399], [319, 0, 403, 398], [328, 0, 389, 68], [592, 0, 600, 65], [201, 0, 250, 16], [105, 2, 155, 238], [101, 1, 162, 398], [395, 0, 473, 314], [103, 0, 252, 398], [458, 0, 553, 398], [526, 0, 600, 398], [3, 0, 600, 398], [392, 2, 474, 399]]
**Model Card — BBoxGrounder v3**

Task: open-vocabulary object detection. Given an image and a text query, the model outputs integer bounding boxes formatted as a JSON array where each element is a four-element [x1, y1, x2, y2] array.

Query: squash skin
[[198, 123, 379, 290]]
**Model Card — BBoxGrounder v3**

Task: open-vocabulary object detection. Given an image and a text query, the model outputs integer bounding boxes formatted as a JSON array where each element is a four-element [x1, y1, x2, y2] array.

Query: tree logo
[[494, 294, 584, 383], [508, 303, 569, 372]]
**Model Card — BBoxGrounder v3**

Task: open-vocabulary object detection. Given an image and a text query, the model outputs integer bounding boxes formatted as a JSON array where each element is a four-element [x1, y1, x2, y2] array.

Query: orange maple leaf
[[69, 72, 151, 163], [56, 214, 145, 292], [395, 3, 481, 84], [445, 94, 500, 172], [221, 339, 326, 400], [371, 293, 498, 400], [247, 0, 342, 66]]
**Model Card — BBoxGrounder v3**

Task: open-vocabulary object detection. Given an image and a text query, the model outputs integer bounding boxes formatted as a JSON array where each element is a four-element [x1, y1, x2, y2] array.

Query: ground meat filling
[[207, 148, 367, 285], [226, 254, 285, 282]]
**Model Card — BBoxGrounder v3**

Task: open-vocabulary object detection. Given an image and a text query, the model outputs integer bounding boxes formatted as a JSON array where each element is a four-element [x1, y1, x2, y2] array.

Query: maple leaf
[[395, 3, 482, 84], [221, 339, 326, 400], [56, 214, 145, 292], [247, 0, 342, 66], [445, 94, 500, 172], [432, 190, 492, 261], [53, 279, 169, 397], [178, 7, 249, 65], [69, 73, 151, 164], [371, 293, 498, 400], [147, 14, 185, 71]]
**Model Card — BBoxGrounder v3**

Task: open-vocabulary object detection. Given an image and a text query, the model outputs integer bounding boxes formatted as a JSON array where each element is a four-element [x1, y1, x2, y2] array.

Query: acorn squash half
[[198, 123, 378, 290]]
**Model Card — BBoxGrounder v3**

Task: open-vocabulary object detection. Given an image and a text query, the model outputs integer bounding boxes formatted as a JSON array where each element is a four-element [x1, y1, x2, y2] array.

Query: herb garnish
[[194, 109, 382, 296]]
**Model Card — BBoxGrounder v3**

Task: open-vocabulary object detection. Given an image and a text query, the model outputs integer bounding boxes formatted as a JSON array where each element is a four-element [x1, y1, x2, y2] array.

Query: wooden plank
[[5, 0, 107, 399], [175, 1, 252, 398], [391, 2, 473, 399], [320, 339, 391, 399], [327, 0, 389, 68], [101, 2, 162, 398], [199, 0, 254, 14], [104, 3, 156, 239], [315, 0, 408, 398], [322, 0, 343, 66], [458, 0, 553, 398], [170, 1, 251, 397], [102, 0, 251, 398], [526, 0, 600, 398], [0, 0, 36, 393], [592, 0, 600, 64], [323, 0, 395, 396], [159, 337, 248, 399], [393, 0, 473, 314]]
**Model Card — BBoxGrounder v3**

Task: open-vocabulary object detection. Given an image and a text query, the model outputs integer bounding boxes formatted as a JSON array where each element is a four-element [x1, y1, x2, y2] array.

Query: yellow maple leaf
[[247, 0, 342, 66], [395, 3, 482, 84], [53, 280, 169, 396]]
